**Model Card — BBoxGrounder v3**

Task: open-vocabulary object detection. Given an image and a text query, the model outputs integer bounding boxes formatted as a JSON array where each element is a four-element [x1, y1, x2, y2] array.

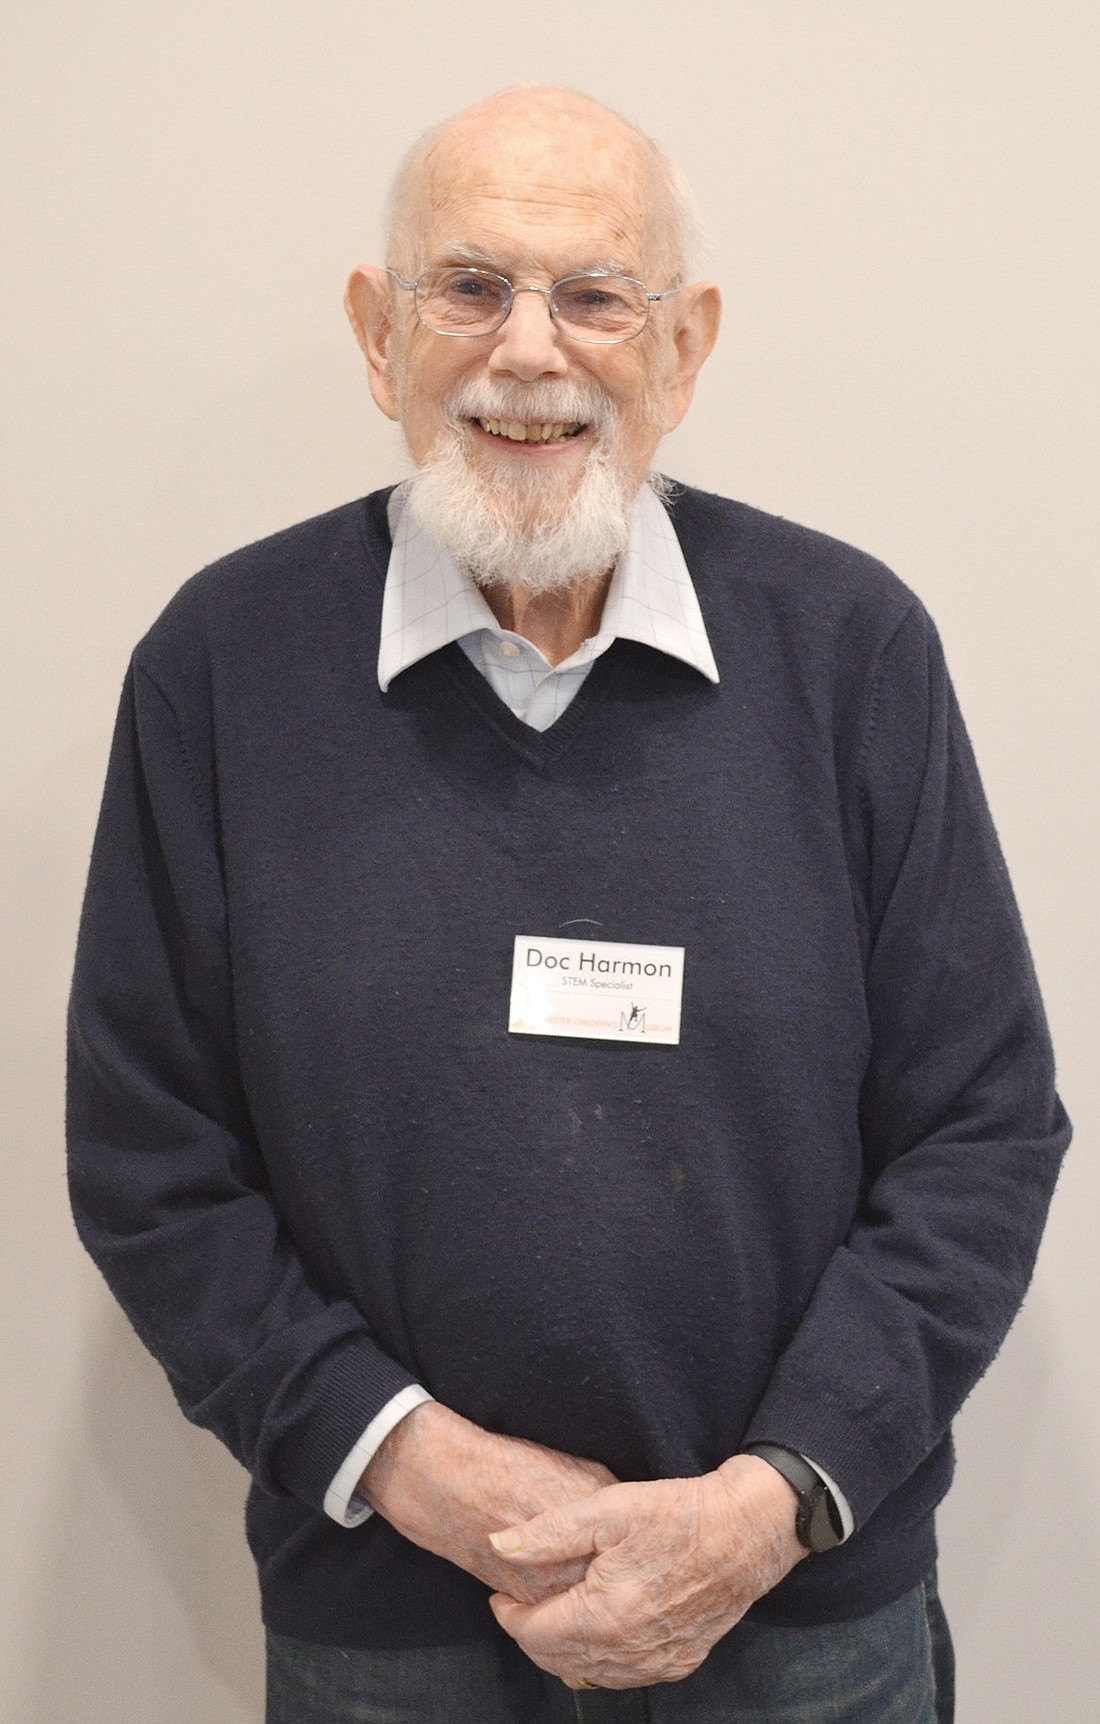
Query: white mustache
[[444, 380, 617, 435]]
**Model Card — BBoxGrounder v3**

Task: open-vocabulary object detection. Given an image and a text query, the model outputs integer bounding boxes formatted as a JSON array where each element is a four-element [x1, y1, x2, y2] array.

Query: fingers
[[489, 1487, 628, 1565], [488, 1584, 704, 1691], [487, 1591, 524, 1635], [486, 1475, 783, 1689], [488, 1585, 595, 1679], [486, 1555, 592, 1603]]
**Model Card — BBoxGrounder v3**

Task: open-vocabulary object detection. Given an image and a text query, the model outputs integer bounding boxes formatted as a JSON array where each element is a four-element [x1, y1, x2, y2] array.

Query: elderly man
[[68, 87, 1068, 1723]]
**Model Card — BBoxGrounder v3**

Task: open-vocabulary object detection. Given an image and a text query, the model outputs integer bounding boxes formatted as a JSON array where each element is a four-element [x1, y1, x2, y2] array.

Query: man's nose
[[487, 288, 570, 382]]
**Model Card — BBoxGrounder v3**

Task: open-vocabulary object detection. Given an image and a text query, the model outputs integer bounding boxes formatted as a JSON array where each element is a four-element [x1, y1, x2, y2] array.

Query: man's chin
[[406, 431, 639, 595], [464, 432, 592, 510]]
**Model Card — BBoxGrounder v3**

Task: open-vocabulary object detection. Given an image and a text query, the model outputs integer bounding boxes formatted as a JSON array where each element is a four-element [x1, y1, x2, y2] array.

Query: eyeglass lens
[[413, 269, 651, 341]]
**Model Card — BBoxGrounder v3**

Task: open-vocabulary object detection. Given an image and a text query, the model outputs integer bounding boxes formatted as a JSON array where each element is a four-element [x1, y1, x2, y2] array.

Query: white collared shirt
[[377, 481, 720, 728]]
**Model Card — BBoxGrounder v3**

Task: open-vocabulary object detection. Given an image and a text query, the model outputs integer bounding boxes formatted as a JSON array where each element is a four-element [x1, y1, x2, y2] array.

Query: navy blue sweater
[[67, 484, 1069, 1647]]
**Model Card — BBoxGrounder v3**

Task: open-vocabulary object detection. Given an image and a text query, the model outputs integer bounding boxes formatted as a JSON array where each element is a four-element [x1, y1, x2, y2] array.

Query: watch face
[[804, 1482, 843, 1552], [744, 1445, 843, 1553]]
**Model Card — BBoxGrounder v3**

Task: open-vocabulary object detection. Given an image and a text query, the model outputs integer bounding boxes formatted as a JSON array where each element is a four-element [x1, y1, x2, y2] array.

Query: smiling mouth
[[474, 417, 586, 443]]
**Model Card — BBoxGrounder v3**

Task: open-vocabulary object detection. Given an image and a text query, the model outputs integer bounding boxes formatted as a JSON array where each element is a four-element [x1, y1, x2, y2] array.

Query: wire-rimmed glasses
[[387, 266, 680, 345]]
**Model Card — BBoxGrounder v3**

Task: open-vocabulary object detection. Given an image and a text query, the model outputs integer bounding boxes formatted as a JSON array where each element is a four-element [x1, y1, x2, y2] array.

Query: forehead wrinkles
[[416, 122, 657, 270], [431, 191, 645, 270]]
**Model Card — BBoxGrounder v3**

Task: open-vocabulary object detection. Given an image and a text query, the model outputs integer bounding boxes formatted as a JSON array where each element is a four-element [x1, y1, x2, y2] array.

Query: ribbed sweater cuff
[[273, 1333, 420, 1512]]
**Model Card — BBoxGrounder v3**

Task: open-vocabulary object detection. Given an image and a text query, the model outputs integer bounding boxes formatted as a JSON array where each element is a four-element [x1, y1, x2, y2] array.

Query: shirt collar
[[377, 480, 719, 692]]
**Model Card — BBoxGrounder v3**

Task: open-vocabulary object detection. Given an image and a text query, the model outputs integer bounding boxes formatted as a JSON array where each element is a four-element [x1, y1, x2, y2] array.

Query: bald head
[[386, 86, 701, 285]]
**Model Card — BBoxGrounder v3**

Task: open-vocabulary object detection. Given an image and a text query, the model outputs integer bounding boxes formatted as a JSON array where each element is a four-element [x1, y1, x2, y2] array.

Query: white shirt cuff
[[323, 1384, 435, 1527], [800, 1454, 855, 1541]]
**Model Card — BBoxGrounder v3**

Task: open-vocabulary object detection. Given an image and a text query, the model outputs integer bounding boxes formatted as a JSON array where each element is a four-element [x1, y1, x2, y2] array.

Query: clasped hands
[[361, 1403, 804, 1691]]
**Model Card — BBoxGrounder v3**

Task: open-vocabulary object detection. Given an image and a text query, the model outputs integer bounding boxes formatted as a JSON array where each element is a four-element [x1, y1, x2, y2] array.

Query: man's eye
[[558, 285, 630, 316], [444, 275, 510, 306]]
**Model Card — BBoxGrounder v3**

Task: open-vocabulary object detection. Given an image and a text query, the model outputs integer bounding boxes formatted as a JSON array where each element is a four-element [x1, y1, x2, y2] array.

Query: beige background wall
[[2, 4, 1097, 1719]]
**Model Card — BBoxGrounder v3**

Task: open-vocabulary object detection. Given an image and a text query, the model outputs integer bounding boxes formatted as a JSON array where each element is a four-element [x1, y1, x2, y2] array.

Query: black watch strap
[[743, 1443, 844, 1553]]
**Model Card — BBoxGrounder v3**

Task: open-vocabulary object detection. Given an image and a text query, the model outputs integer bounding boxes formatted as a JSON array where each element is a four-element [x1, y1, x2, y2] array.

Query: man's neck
[[481, 571, 613, 666]]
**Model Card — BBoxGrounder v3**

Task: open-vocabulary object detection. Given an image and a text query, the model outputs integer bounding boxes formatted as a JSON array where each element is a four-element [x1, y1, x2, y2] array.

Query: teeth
[[477, 418, 581, 442]]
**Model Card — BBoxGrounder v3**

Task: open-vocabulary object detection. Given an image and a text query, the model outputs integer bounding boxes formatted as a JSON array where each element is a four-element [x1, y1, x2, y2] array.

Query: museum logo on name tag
[[508, 935, 685, 1045]]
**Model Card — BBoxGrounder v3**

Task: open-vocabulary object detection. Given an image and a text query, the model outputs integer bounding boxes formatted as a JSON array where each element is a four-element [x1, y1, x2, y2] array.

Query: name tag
[[508, 935, 685, 1045]]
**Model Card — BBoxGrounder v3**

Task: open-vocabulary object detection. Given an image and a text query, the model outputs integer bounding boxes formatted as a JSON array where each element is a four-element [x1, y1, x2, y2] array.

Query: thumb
[[488, 1498, 602, 1564]]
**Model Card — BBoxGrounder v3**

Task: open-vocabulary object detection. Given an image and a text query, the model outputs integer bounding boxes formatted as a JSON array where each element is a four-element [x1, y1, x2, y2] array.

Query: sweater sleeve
[[741, 601, 1070, 1528], [67, 659, 419, 1512]]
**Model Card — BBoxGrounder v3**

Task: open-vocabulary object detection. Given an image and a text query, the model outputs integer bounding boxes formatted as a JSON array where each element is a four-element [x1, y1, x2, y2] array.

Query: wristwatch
[[743, 1443, 844, 1553]]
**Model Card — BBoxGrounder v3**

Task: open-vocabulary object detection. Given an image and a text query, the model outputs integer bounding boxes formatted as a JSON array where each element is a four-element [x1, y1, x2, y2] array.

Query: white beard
[[403, 380, 651, 596]]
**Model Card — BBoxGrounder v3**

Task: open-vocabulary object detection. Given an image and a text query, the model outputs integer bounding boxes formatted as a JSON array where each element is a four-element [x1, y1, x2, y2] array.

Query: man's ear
[[344, 266, 401, 422], [659, 281, 721, 433]]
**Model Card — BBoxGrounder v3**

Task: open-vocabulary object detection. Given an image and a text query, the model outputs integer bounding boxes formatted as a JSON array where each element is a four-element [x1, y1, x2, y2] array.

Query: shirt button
[[498, 640, 521, 659]]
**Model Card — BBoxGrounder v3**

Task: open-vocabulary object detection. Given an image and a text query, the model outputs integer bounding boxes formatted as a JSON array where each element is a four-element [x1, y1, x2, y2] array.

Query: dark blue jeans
[[266, 1570, 954, 1722]]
